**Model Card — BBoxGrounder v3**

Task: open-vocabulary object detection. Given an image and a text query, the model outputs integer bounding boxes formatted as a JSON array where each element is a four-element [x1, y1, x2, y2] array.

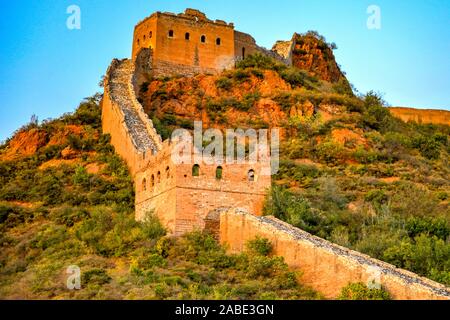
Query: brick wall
[[219, 209, 450, 300], [135, 141, 271, 235], [133, 10, 235, 76]]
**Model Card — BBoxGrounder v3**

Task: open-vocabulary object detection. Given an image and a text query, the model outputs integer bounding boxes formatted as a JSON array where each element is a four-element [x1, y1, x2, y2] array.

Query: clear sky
[[1, 0, 449, 141]]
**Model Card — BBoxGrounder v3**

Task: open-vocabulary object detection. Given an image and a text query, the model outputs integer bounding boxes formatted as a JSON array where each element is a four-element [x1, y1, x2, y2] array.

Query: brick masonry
[[132, 9, 288, 77]]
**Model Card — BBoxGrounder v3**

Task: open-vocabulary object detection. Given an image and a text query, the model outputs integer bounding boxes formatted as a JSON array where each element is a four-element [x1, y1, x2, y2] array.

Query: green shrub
[[139, 253, 167, 269], [382, 234, 450, 283], [412, 135, 441, 160], [141, 212, 166, 240], [280, 68, 318, 90], [30, 225, 69, 250], [315, 141, 347, 165], [233, 69, 251, 83], [82, 268, 111, 286], [246, 255, 276, 278], [339, 282, 390, 300], [156, 237, 174, 258], [405, 217, 449, 241], [215, 77, 233, 91], [50, 206, 90, 227], [239, 92, 261, 111], [73, 166, 91, 188], [246, 237, 272, 256], [365, 189, 388, 206], [236, 53, 285, 72]]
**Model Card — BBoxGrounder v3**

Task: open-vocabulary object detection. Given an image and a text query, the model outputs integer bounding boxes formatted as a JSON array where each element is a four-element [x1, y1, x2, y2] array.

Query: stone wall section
[[102, 58, 162, 176], [219, 208, 450, 300], [389, 107, 450, 126], [134, 141, 271, 235]]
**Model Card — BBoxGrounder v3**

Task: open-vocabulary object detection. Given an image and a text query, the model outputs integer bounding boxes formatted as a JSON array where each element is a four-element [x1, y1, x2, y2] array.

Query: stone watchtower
[[134, 140, 271, 236], [131, 8, 285, 77]]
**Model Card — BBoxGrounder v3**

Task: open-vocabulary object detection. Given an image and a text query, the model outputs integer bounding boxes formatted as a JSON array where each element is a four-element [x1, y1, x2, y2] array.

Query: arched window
[[168, 30, 174, 38], [142, 178, 147, 191], [216, 166, 223, 180], [185, 32, 190, 40], [144, 35, 146, 41], [192, 164, 200, 177], [149, 31, 153, 38], [166, 166, 170, 179], [216, 38, 221, 45], [157, 171, 161, 183], [242, 47, 246, 59], [151, 175, 155, 187], [248, 169, 255, 182], [201, 35, 206, 43]]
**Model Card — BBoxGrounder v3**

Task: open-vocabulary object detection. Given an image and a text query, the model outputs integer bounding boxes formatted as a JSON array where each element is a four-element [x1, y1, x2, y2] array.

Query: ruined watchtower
[[134, 139, 271, 236], [131, 8, 289, 77]]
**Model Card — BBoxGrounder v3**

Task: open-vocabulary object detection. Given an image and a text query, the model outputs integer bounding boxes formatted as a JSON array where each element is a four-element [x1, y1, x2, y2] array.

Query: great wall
[[101, 8, 450, 299]]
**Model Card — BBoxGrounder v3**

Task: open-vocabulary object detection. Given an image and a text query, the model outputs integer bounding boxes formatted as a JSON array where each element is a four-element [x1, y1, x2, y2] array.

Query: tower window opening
[[216, 38, 221, 45], [216, 166, 223, 180], [157, 171, 161, 183], [192, 164, 200, 177], [201, 35, 206, 43], [185, 32, 190, 40], [168, 30, 174, 38], [149, 31, 153, 38], [166, 166, 170, 179], [242, 47, 246, 59], [142, 178, 147, 191], [248, 169, 255, 182], [151, 175, 155, 187]]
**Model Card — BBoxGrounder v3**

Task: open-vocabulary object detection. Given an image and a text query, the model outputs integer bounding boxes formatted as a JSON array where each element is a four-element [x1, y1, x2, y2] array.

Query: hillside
[[1, 33, 449, 299], [137, 53, 450, 286], [0, 96, 322, 300]]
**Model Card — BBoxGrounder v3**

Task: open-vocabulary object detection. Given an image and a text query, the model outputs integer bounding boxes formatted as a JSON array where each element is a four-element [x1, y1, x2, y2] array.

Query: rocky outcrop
[[389, 107, 450, 126], [1, 129, 48, 160], [292, 32, 348, 84]]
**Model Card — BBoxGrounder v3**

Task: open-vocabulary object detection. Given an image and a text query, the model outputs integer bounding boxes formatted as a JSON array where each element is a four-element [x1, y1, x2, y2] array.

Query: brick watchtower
[[135, 140, 271, 236]]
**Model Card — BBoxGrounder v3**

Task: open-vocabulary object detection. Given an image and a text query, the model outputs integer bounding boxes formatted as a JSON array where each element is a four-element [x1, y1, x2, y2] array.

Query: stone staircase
[[108, 59, 160, 154]]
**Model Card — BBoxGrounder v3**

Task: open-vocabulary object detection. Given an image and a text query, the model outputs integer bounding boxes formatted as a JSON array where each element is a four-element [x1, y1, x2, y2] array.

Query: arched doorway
[[204, 207, 230, 240]]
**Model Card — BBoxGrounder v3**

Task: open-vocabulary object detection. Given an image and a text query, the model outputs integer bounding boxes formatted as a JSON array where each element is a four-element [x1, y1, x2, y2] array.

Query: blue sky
[[0, 0, 449, 141]]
